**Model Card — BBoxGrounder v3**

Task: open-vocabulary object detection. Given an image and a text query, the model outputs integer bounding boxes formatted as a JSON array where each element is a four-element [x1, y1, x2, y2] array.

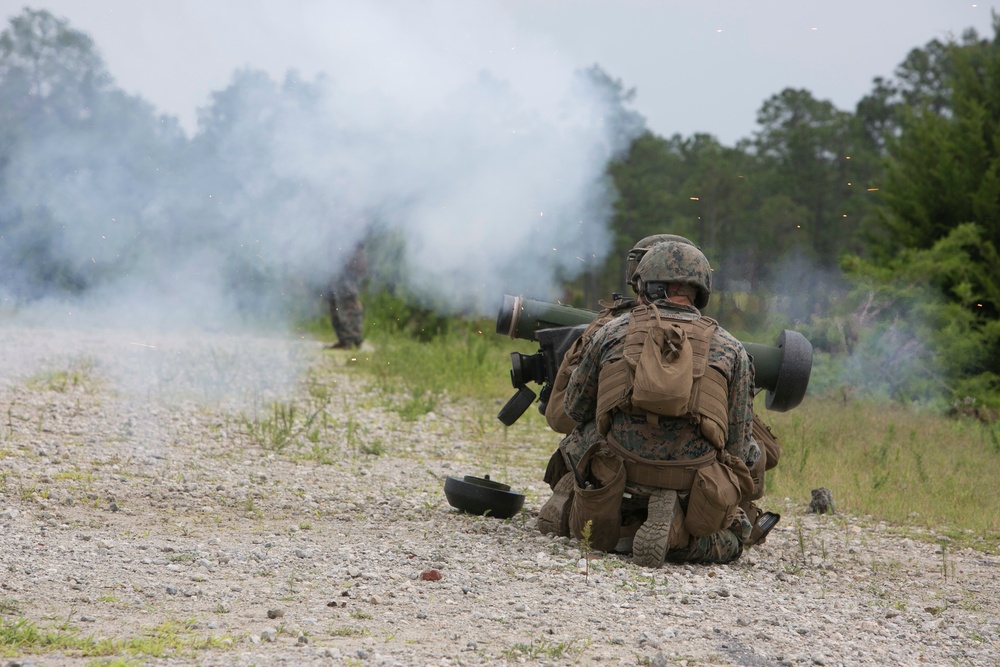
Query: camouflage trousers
[[550, 427, 754, 565], [666, 505, 752, 565], [328, 281, 364, 346]]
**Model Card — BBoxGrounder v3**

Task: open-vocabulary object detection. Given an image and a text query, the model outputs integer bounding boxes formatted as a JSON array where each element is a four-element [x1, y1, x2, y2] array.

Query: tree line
[[3, 8, 1000, 408], [582, 19, 1000, 409]]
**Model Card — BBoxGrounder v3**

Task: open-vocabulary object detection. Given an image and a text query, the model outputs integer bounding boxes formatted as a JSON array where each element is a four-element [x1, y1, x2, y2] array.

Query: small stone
[[267, 608, 285, 619]]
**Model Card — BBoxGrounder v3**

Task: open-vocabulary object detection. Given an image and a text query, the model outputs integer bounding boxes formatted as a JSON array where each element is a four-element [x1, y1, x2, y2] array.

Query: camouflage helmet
[[634, 240, 713, 309], [626, 234, 695, 293]]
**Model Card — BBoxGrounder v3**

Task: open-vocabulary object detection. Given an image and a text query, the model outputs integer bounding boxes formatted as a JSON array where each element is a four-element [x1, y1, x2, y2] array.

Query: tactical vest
[[594, 304, 730, 450]]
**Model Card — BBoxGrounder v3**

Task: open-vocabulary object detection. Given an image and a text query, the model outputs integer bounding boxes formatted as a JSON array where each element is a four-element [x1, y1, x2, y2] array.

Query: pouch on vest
[[752, 414, 781, 471], [631, 307, 693, 419], [569, 444, 626, 552], [685, 459, 741, 536], [721, 451, 756, 498]]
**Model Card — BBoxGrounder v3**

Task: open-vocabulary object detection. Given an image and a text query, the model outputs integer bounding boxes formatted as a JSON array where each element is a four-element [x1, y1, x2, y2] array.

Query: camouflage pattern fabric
[[544, 296, 636, 434], [328, 245, 367, 347], [565, 300, 759, 469], [563, 298, 758, 564], [634, 240, 712, 309], [666, 503, 752, 564]]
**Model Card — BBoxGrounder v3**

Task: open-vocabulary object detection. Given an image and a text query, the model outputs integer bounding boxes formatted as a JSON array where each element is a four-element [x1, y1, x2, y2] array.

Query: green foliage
[[833, 223, 1000, 406], [25, 358, 98, 394], [764, 397, 1000, 548], [851, 21, 1000, 405], [366, 312, 532, 421], [502, 637, 583, 661], [239, 401, 324, 452], [365, 290, 451, 342], [0, 617, 233, 660]]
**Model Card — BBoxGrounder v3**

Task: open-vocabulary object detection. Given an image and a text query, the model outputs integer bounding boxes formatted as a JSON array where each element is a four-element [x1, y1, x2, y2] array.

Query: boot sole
[[633, 489, 679, 568]]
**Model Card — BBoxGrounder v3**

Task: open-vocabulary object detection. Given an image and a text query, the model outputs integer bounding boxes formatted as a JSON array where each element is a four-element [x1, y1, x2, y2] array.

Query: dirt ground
[[1, 326, 998, 666]]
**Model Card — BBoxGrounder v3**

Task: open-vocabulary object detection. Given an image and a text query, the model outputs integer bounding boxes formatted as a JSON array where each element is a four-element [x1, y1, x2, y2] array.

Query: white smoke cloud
[[0, 0, 643, 404]]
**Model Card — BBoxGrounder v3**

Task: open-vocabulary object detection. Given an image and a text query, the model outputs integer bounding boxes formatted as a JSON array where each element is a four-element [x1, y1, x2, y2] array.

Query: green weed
[[240, 401, 323, 452], [0, 617, 233, 660], [502, 637, 583, 661], [762, 397, 1000, 550], [26, 358, 98, 393]]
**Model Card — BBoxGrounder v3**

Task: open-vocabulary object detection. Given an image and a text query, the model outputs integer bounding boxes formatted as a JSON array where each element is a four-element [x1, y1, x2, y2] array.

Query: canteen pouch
[[685, 459, 741, 536], [569, 444, 626, 552]]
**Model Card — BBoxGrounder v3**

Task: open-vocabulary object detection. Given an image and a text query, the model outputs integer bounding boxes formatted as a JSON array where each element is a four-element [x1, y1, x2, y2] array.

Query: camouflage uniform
[[536, 236, 774, 563], [543, 296, 635, 436], [328, 243, 367, 348], [544, 234, 698, 461], [565, 302, 757, 564]]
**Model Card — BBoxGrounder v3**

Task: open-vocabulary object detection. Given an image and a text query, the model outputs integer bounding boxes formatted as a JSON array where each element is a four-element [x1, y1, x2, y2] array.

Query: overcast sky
[[2, 0, 996, 146]]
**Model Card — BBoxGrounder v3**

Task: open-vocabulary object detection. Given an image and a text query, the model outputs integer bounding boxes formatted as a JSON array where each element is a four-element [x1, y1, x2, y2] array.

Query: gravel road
[[0, 325, 998, 666]]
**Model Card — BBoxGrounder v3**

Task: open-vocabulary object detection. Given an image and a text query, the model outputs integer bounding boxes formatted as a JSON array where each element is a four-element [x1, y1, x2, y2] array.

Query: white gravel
[[0, 325, 998, 666]]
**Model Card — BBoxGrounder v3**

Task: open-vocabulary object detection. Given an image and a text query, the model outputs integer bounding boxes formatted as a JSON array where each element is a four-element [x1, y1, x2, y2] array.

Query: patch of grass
[[365, 318, 538, 408], [501, 637, 584, 661], [239, 401, 324, 452], [86, 659, 145, 667], [0, 617, 234, 660], [26, 358, 99, 393], [764, 397, 1000, 552], [359, 438, 385, 456]]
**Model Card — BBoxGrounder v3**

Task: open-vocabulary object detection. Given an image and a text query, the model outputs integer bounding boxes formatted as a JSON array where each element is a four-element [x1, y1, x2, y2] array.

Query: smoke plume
[[0, 1, 644, 402]]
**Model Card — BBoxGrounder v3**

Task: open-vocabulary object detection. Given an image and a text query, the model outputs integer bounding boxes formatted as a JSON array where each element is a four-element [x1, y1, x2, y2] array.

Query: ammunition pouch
[[568, 443, 626, 552], [745, 448, 767, 501], [537, 473, 574, 537], [752, 414, 781, 471], [543, 367, 578, 435], [685, 455, 741, 536]]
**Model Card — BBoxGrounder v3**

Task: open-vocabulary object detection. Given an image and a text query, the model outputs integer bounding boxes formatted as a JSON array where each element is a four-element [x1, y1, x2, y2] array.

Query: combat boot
[[632, 489, 686, 567], [536, 472, 574, 537]]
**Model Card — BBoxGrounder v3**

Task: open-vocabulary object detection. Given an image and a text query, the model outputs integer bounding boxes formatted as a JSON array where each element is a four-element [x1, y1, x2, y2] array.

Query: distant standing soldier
[[326, 241, 367, 350]]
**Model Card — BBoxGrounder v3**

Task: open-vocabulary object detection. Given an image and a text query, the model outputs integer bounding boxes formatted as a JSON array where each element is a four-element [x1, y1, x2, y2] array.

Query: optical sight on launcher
[[495, 293, 813, 426]]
